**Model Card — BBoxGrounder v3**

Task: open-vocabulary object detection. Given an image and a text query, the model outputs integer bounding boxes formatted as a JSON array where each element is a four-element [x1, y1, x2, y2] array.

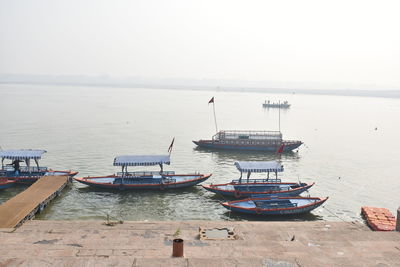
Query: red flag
[[277, 143, 285, 154], [168, 137, 175, 153], [208, 97, 214, 104]]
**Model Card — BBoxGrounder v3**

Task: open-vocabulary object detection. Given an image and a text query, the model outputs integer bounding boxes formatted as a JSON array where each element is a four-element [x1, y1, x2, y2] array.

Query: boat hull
[[203, 182, 314, 198], [221, 196, 328, 215], [193, 140, 302, 152], [0, 179, 16, 189], [74, 174, 212, 190]]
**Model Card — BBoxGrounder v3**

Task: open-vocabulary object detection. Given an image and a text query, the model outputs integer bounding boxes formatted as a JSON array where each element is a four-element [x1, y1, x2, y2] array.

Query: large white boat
[[193, 130, 302, 152]]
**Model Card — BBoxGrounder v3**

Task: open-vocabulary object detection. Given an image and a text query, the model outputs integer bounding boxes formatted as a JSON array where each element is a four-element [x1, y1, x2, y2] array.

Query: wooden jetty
[[0, 175, 70, 229]]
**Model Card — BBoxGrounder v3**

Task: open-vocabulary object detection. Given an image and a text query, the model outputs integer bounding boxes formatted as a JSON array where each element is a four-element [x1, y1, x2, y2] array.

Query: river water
[[1, 84, 399, 222]]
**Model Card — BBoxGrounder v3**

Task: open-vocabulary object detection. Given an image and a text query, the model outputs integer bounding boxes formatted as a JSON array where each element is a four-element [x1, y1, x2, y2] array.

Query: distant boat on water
[[263, 100, 290, 109]]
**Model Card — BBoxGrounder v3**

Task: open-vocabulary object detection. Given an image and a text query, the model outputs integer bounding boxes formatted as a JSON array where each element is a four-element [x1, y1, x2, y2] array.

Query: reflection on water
[[193, 147, 300, 163], [1, 84, 400, 222], [0, 184, 29, 204]]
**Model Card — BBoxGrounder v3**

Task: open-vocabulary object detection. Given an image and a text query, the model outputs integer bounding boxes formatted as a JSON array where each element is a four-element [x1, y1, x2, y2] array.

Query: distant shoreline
[[1, 79, 400, 99]]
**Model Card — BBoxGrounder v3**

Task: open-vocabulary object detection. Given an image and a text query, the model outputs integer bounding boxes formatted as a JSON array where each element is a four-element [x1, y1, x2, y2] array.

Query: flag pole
[[278, 100, 281, 132], [168, 137, 175, 156], [212, 101, 218, 134], [208, 97, 218, 134]]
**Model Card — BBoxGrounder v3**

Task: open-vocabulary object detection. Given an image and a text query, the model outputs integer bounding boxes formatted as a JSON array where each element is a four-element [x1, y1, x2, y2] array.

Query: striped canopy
[[113, 155, 171, 166], [0, 149, 47, 160], [234, 161, 284, 173]]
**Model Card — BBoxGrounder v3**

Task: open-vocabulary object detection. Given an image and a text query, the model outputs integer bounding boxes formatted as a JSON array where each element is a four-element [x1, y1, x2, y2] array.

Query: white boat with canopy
[[202, 160, 314, 198], [0, 149, 78, 183], [74, 154, 211, 190]]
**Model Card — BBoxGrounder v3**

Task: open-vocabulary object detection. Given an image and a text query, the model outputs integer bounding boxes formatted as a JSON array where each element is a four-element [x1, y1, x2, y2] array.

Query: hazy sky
[[1, 0, 399, 88]]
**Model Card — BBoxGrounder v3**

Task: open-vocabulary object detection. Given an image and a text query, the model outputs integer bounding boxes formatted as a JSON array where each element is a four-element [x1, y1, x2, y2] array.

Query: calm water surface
[[1, 84, 399, 222]]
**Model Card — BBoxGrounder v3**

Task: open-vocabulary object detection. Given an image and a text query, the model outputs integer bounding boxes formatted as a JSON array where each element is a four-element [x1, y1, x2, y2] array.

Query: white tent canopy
[[234, 161, 284, 173], [0, 149, 47, 160], [113, 155, 171, 166]]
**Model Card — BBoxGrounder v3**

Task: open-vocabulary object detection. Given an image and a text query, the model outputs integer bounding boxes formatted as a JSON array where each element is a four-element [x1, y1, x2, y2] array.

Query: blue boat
[[0, 149, 78, 183], [203, 161, 314, 198], [74, 155, 211, 190], [221, 196, 328, 215], [0, 178, 16, 189], [193, 130, 302, 152]]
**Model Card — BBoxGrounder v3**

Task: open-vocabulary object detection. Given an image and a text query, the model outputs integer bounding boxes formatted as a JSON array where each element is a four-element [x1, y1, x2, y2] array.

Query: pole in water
[[213, 102, 218, 133], [208, 96, 218, 134], [278, 100, 281, 132]]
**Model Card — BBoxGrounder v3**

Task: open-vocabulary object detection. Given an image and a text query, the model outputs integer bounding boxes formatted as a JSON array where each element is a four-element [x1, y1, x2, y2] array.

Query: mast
[[278, 100, 281, 132], [209, 97, 218, 134]]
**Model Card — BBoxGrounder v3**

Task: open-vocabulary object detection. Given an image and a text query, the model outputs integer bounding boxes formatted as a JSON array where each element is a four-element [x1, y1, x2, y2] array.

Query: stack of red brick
[[361, 206, 396, 231]]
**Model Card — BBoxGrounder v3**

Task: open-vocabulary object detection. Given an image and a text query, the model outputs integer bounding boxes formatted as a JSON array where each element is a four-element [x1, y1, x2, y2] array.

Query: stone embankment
[[1, 220, 400, 266]]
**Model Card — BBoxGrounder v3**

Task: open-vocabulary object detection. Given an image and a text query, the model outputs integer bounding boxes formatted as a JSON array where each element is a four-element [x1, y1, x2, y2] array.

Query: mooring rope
[[322, 205, 365, 230]]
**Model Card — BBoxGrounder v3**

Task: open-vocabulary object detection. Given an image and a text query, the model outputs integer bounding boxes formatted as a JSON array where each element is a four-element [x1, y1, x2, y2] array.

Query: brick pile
[[361, 206, 396, 231]]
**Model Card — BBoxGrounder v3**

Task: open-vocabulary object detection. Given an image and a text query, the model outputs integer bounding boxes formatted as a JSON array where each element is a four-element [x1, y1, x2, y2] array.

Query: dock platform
[[0, 175, 70, 228]]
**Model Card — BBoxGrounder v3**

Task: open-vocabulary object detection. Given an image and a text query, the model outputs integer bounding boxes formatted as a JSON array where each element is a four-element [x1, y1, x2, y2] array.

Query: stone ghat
[[1, 220, 400, 266]]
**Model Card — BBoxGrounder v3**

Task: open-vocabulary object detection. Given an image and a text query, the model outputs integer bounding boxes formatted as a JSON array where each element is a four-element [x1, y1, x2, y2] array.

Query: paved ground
[[0, 220, 399, 266]]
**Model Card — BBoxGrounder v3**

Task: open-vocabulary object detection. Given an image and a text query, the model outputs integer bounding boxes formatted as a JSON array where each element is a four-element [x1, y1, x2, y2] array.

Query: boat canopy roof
[[113, 155, 171, 166], [234, 161, 283, 173], [0, 149, 47, 160]]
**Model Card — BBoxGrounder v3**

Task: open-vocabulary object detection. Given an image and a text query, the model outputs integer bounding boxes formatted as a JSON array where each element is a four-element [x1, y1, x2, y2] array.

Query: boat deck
[[0, 175, 70, 228]]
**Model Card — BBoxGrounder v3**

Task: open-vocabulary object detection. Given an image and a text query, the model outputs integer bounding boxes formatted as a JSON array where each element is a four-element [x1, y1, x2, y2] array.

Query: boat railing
[[118, 171, 175, 177], [232, 178, 282, 184], [213, 130, 282, 141], [283, 140, 302, 144], [20, 166, 48, 172], [1, 166, 48, 172]]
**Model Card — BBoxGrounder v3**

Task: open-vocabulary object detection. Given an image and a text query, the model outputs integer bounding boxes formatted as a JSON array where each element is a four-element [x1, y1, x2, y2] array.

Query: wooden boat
[[262, 100, 291, 109], [0, 178, 17, 189], [0, 149, 78, 183], [221, 196, 328, 215], [193, 130, 302, 152], [203, 161, 314, 198], [74, 155, 211, 190]]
